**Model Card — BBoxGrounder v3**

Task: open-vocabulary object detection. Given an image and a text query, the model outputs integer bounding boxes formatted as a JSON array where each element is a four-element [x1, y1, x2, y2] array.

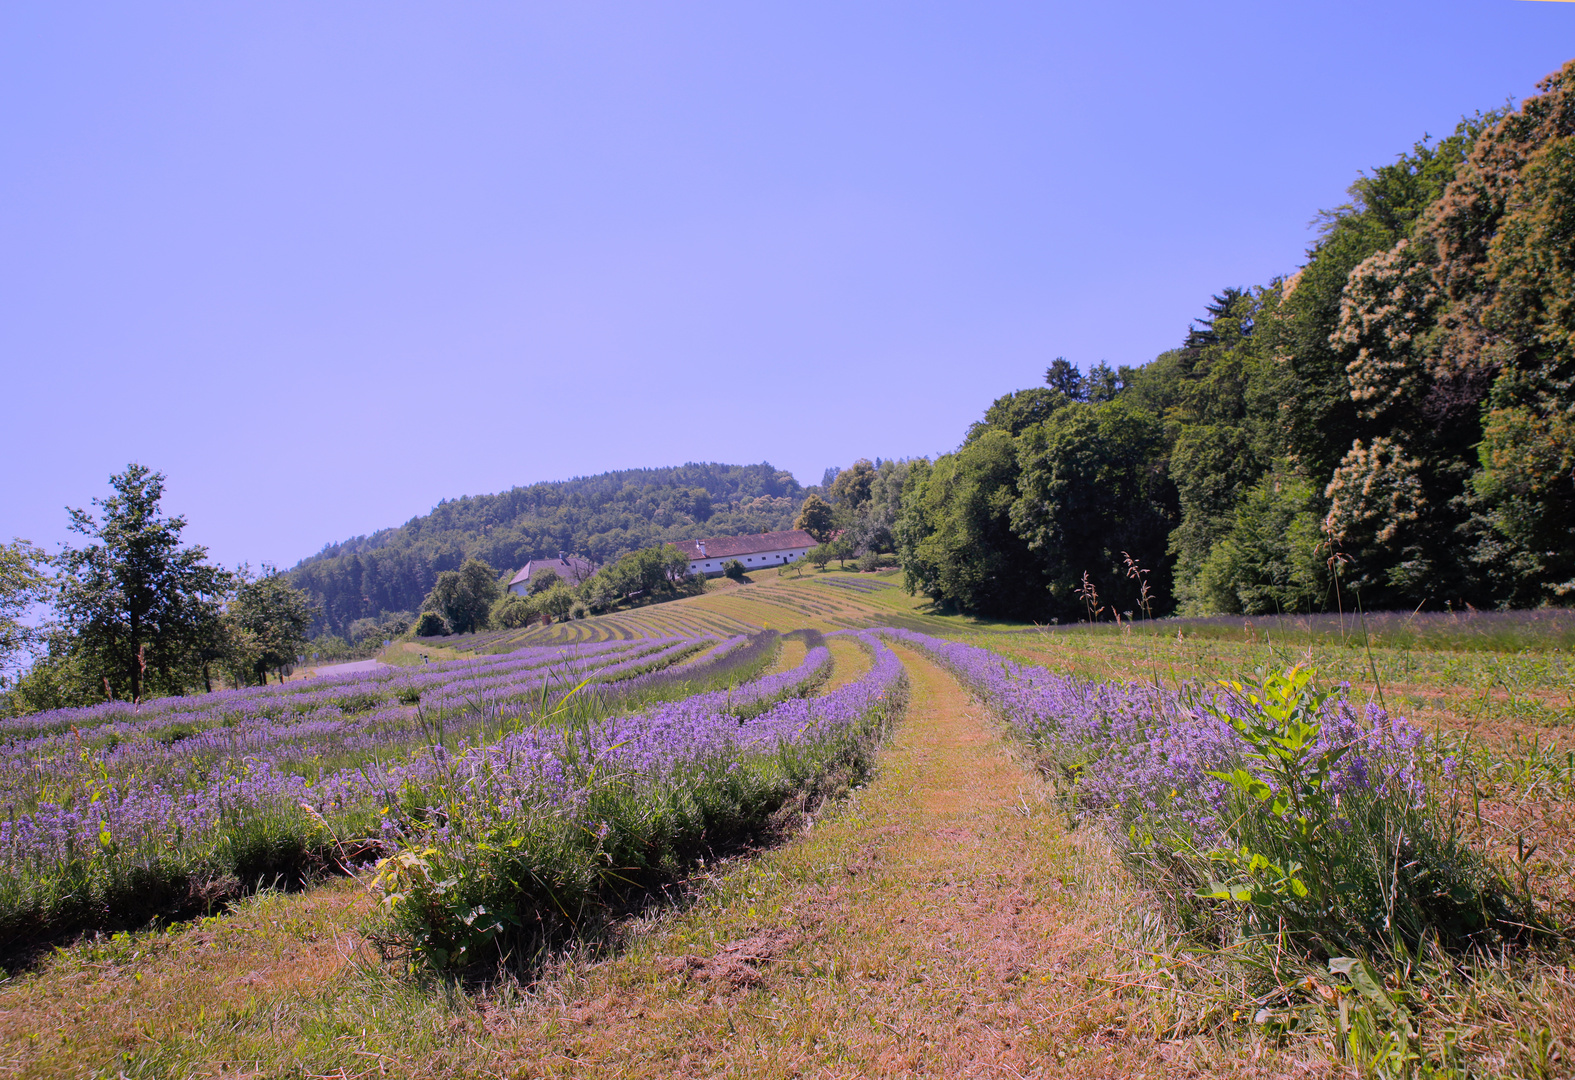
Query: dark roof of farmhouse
[[509, 555, 596, 588], [670, 529, 817, 560]]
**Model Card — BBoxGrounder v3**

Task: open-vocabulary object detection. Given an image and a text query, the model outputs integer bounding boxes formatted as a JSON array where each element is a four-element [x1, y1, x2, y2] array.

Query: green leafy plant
[[1182, 666, 1516, 957], [1198, 667, 1341, 912]]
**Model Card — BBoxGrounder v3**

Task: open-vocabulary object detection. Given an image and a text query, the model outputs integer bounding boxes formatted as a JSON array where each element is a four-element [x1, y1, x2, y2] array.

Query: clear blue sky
[[3, 2, 1570, 570]]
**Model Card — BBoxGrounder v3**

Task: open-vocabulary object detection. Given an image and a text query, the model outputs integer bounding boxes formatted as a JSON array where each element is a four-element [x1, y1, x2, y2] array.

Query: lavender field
[[0, 626, 909, 966], [4, 591, 1570, 1080]]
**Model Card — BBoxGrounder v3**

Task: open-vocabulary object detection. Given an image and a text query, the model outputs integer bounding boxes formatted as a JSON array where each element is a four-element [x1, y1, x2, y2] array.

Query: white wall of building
[[688, 545, 810, 577]]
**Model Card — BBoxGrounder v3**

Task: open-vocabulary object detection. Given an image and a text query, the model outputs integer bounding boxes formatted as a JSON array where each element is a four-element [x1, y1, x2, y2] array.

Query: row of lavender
[[880, 629, 1510, 956], [1, 637, 705, 823], [0, 631, 809, 959], [0, 637, 658, 742], [373, 630, 907, 968]]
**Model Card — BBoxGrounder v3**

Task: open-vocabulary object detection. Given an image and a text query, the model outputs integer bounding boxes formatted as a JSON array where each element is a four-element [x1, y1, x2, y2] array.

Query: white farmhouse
[[671, 529, 817, 578]]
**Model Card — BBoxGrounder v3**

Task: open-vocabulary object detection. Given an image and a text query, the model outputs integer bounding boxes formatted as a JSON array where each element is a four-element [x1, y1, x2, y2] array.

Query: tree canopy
[[0, 539, 49, 683], [422, 558, 503, 636], [54, 465, 233, 702], [897, 58, 1575, 621], [793, 494, 836, 543], [226, 568, 317, 685]]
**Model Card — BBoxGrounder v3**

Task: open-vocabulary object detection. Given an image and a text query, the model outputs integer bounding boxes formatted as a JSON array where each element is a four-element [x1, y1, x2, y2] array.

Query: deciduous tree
[[226, 567, 317, 685], [793, 494, 836, 543], [897, 430, 1041, 618], [422, 558, 502, 635], [1011, 399, 1176, 619], [55, 465, 232, 702], [0, 539, 49, 683], [828, 460, 877, 510]]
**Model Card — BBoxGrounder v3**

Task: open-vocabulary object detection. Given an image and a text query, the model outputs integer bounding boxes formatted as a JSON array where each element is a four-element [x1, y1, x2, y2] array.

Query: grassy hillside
[[290, 461, 805, 636]]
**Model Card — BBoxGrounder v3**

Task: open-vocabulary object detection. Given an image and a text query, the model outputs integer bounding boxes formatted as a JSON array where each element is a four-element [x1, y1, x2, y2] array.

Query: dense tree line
[[899, 61, 1575, 621], [2, 465, 318, 715], [290, 462, 802, 637], [793, 458, 914, 571]]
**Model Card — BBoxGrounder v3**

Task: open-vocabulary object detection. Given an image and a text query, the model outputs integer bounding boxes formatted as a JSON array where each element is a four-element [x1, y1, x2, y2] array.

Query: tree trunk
[[202, 664, 212, 694], [128, 624, 142, 704]]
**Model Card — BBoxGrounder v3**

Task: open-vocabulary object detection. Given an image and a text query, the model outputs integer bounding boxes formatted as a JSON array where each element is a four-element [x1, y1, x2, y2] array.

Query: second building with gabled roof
[[670, 529, 817, 577]]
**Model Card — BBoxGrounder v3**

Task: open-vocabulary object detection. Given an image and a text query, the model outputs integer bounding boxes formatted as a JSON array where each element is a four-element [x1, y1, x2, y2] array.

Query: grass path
[[0, 648, 1302, 1078], [475, 645, 1286, 1077]]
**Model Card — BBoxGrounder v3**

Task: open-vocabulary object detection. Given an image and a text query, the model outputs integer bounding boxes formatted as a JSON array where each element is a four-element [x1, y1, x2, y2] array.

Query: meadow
[[0, 566, 1569, 1077]]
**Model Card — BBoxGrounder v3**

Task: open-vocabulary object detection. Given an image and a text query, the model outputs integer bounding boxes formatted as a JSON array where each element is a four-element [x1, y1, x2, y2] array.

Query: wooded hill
[[898, 60, 1575, 622], [290, 463, 803, 636]]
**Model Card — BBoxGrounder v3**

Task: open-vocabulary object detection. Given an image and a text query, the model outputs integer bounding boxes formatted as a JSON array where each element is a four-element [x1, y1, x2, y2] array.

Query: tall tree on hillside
[[422, 558, 502, 635], [964, 387, 1068, 444], [1154, 288, 1275, 609], [843, 458, 913, 555], [1044, 357, 1086, 400], [793, 495, 836, 543], [897, 431, 1042, 618], [1011, 398, 1177, 619], [1260, 111, 1500, 488], [828, 459, 877, 510], [1470, 117, 1575, 601], [55, 465, 232, 702], [1316, 65, 1575, 607]]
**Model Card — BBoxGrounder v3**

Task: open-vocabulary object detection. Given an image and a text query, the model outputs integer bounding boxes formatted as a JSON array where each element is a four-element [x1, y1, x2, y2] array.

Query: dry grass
[[821, 636, 872, 693], [992, 627, 1574, 750], [759, 637, 807, 680], [0, 881, 372, 1076]]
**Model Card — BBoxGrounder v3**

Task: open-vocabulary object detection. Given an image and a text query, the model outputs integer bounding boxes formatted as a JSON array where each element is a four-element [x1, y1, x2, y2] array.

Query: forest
[[897, 60, 1575, 623], [289, 462, 802, 637]]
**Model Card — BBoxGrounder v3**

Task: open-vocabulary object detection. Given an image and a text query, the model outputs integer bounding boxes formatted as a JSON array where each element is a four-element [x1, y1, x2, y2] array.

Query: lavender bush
[[880, 629, 1513, 956], [373, 631, 905, 969]]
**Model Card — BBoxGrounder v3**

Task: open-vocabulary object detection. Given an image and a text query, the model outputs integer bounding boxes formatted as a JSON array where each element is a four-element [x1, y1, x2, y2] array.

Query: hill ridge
[[290, 461, 806, 636]]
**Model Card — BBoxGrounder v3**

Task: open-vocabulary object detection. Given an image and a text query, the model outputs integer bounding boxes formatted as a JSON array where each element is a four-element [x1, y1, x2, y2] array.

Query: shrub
[[723, 559, 747, 580], [1150, 669, 1514, 956], [856, 551, 879, 573], [538, 584, 576, 619], [569, 601, 589, 620], [582, 578, 618, 613], [413, 611, 449, 637], [490, 593, 534, 630]]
